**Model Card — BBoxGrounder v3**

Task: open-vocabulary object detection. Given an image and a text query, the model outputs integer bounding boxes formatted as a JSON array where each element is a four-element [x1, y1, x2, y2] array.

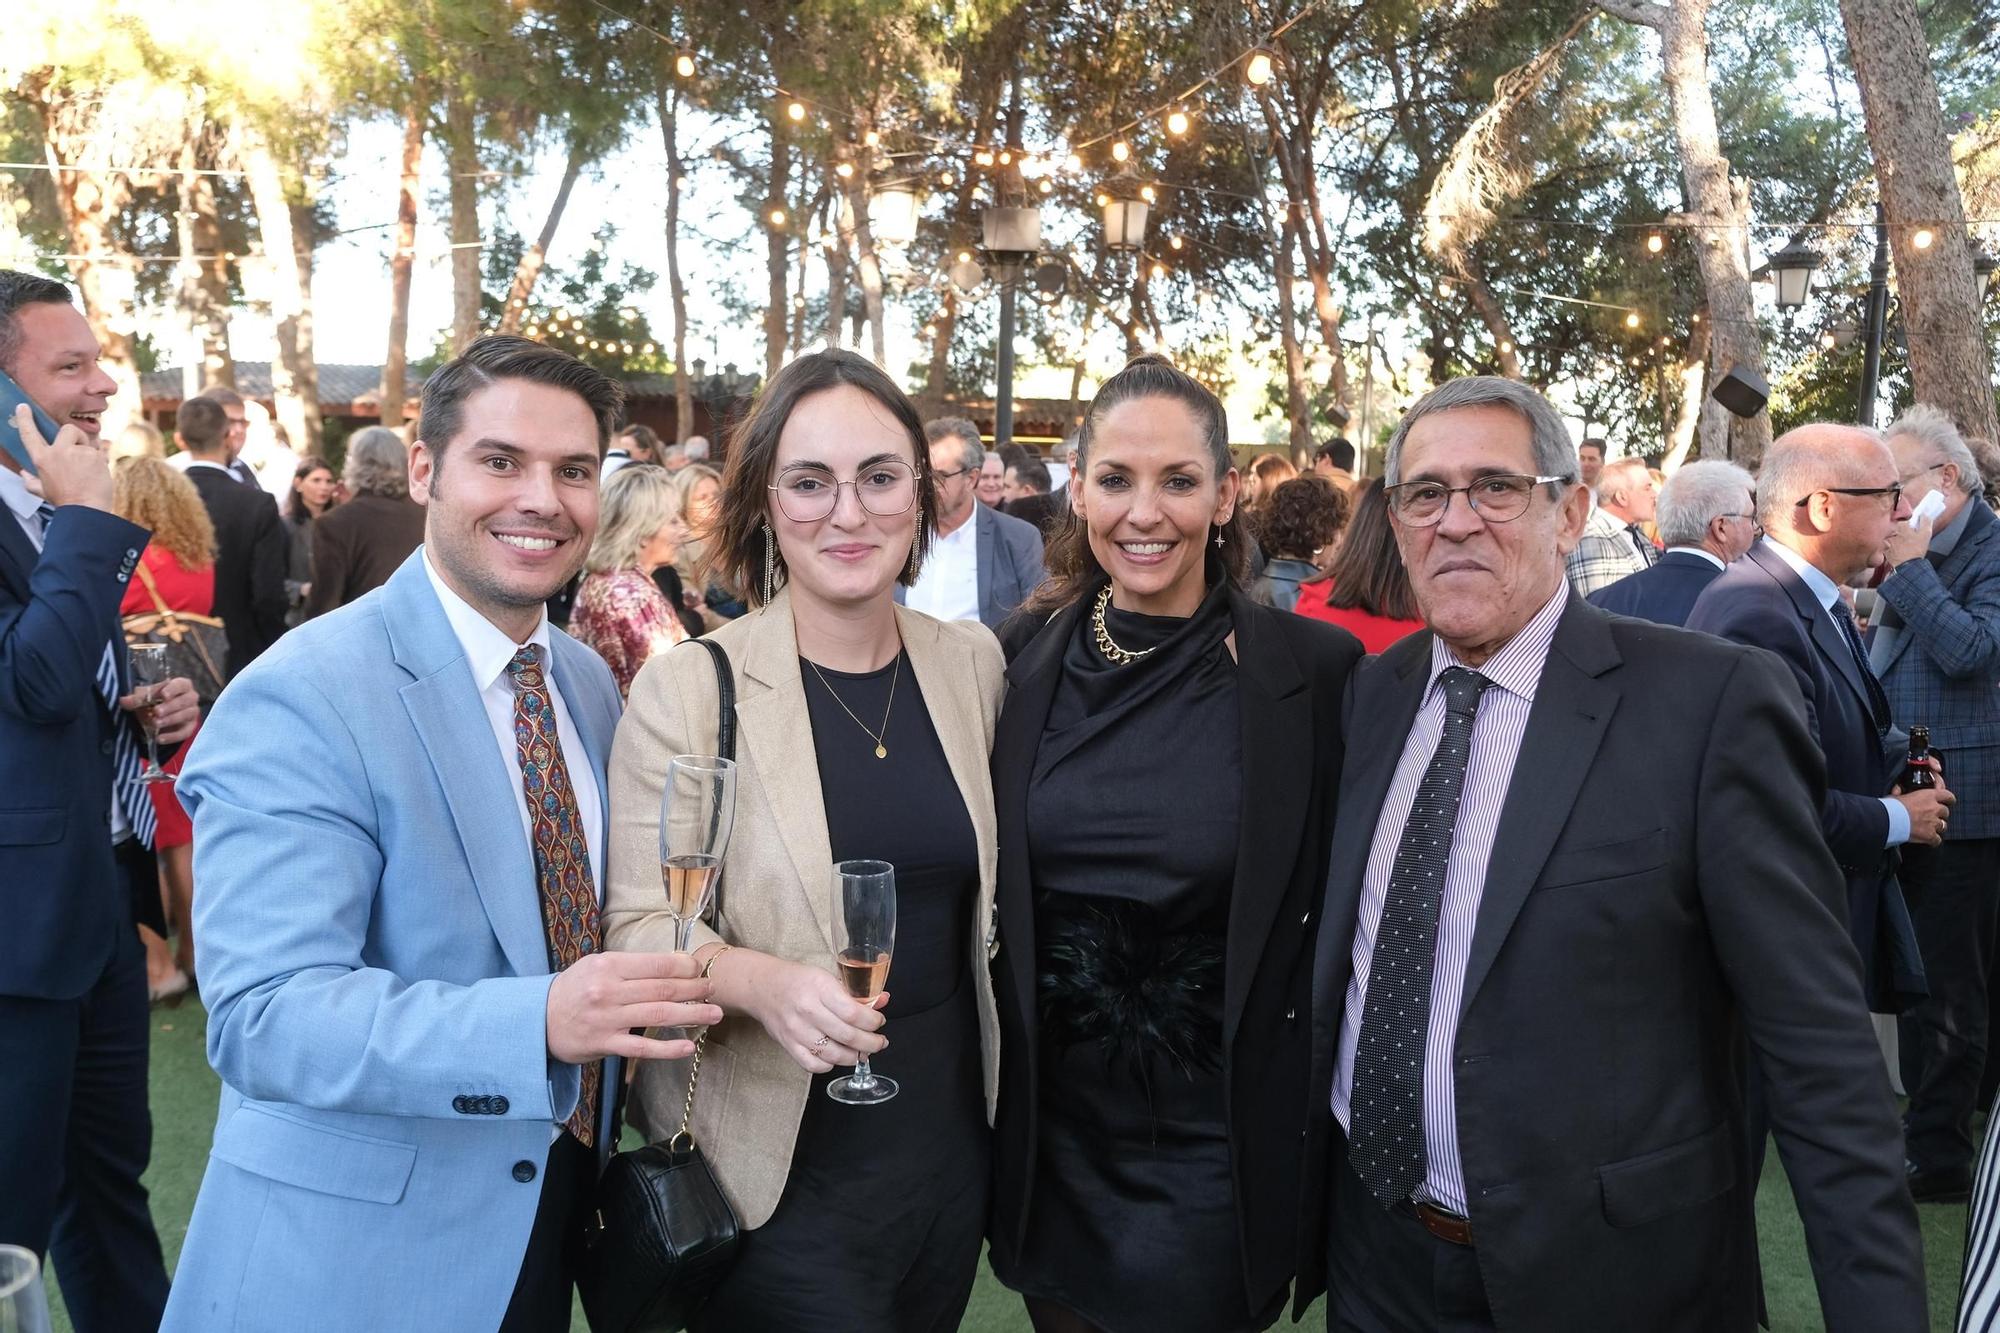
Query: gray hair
[[683, 434, 710, 461], [1595, 456, 1651, 506], [1887, 403, 1980, 497], [1383, 376, 1577, 492], [1656, 460, 1756, 547], [923, 416, 983, 472], [344, 426, 410, 498], [1755, 423, 1886, 527]]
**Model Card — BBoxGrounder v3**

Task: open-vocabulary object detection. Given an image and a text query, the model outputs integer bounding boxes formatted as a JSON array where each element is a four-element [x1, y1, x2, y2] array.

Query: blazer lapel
[[974, 505, 996, 627], [382, 556, 549, 980], [1223, 592, 1311, 1047], [1457, 600, 1619, 1016], [548, 631, 616, 857], [992, 599, 1079, 1040], [732, 591, 839, 952], [0, 509, 35, 602]]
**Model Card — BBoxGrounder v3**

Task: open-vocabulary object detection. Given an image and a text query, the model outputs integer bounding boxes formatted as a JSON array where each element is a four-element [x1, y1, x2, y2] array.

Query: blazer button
[[452, 1096, 469, 1113], [100, 739, 114, 756], [1285, 1008, 1297, 1022], [512, 1160, 537, 1183], [491, 1095, 510, 1115]]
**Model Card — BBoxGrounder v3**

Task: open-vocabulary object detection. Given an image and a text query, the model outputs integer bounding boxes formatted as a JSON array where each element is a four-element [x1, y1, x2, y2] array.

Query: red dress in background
[[121, 546, 217, 849], [1292, 578, 1427, 655]]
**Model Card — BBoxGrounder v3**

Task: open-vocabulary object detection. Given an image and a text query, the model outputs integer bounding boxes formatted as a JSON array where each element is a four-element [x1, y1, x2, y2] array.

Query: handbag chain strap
[[670, 942, 733, 1151]]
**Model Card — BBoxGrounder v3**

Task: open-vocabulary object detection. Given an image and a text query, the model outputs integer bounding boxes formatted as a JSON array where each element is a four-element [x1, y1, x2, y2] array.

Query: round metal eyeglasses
[[1383, 473, 1571, 527], [769, 460, 920, 522]]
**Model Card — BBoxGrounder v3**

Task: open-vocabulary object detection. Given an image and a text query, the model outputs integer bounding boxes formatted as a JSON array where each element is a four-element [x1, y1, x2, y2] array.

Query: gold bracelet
[[700, 944, 735, 979]]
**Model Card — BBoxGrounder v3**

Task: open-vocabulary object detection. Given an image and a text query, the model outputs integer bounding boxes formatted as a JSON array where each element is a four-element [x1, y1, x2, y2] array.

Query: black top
[[801, 651, 976, 1013]]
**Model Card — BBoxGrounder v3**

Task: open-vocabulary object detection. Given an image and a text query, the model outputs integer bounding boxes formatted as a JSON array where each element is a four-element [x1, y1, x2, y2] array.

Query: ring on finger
[[811, 1035, 830, 1052]]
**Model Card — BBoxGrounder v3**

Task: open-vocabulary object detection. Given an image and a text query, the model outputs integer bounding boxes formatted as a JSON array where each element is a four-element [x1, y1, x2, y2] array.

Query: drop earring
[[1213, 525, 1226, 549], [905, 541, 921, 582], [761, 522, 778, 604]]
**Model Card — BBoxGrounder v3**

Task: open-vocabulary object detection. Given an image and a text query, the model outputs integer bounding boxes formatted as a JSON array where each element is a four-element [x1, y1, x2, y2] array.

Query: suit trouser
[[0, 839, 170, 1333], [1325, 1140, 1494, 1332], [1899, 837, 2000, 1175]]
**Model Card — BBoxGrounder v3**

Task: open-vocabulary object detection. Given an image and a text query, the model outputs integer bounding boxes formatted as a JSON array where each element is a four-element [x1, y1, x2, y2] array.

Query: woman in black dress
[[604, 350, 1005, 1330], [988, 354, 1361, 1332]]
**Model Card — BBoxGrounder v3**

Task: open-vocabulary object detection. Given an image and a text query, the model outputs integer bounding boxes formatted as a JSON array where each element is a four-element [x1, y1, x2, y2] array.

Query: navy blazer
[[0, 503, 150, 999], [1587, 548, 1724, 627], [1875, 498, 2000, 839], [1685, 540, 1925, 1011]]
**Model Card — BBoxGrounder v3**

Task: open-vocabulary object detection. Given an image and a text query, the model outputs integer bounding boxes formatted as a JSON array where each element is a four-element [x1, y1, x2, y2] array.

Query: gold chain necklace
[[806, 654, 899, 758], [1091, 585, 1158, 667]]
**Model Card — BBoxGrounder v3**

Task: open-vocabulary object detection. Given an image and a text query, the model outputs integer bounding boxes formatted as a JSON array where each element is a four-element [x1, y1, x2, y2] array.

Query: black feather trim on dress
[[1036, 897, 1225, 1079]]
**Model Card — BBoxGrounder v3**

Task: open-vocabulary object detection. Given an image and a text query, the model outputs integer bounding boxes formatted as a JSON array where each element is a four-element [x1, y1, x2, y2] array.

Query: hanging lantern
[[1101, 194, 1150, 252], [1768, 239, 1823, 311], [868, 185, 921, 247]]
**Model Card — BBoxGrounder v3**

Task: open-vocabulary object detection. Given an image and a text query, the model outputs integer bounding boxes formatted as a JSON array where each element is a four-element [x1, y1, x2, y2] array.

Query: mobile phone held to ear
[[0, 368, 60, 475]]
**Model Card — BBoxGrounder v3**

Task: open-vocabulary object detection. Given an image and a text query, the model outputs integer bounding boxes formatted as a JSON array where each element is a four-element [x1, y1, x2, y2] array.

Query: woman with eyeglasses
[[603, 349, 1005, 1329], [987, 354, 1362, 1332]]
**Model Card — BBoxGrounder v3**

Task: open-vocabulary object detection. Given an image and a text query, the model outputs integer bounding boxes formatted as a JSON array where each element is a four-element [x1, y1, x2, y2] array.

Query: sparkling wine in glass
[[127, 643, 174, 785], [0, 1244, 52, 1333], [659, 755, 736, 953], [828, 859, 897, 1106]]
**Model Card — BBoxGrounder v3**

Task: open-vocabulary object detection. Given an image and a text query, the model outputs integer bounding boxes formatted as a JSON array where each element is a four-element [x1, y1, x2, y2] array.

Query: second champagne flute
[[658, 755, 736, 953], [828, 859, 897, 1105], [127, 643, 174, 785]]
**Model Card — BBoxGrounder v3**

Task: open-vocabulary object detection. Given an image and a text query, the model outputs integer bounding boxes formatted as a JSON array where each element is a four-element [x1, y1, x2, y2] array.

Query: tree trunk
[[176, 122, 233, 396], [1274, 215, 1313, 458], [844, 177, 888, 367], [1457, 262, 1524, 379], [243, 135, 322, 455], [1663, 313, 1712, 470], [1839, 0, 2000, 444], [764, 108, 791, 380], [922, 290, 958, 420], [31, 81, 142, 436], [497, 139, 587, 335], [824, 207, 849, 349], [382, 96, 424, 426], [445, 91, 482, 355], [1600, 0, 1771, 466], [658, 87, 693, 444], [1257, 61, 1352, 413]]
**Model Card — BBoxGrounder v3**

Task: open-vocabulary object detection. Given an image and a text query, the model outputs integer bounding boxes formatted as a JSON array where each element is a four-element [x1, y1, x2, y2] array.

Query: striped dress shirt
[[1332, 581, 1567, 1214]]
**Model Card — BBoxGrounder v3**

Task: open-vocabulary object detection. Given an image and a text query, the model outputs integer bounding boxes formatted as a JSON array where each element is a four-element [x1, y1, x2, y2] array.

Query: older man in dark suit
[[1874, 404, 2000, 1201], [178, 396, 290, 675], [1588, 459, 1757, 626], [900, 417, 1046, 628], [1299, 377, 1924, 1332]]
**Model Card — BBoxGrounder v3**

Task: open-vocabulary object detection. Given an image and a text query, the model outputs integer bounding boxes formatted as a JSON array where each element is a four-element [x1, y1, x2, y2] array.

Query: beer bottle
[[1903, 725, 1937, 792]]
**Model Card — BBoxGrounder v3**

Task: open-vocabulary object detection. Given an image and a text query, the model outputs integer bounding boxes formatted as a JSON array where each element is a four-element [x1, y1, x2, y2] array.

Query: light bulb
[[769, 208, 787, 227], [675, 53, 696, 78], [1150, 262, 1166, 280], [1066, 153, 1083, 173], [835, 162, 854, 179], [1140, 185, 1157, 203], [1913, 228, 1935, 250], [1246, 51, 1275, 86], [1168, 235, 1183, 250], [1646, 233, 1664, 254], [1624, 311, 1641, 329], [1166, 110, 1190, 136], [787, 101, 806, 123], [863, 130, 880, 148], [1111, 141, 1130, 163]]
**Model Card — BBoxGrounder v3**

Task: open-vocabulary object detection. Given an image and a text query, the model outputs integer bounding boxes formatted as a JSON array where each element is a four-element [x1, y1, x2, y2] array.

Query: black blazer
[[1299, 596, 1924, 1331], [1586, 548, 1724, 627], [988, 583, 1361, 1318], [188, 464, 289, 678], [1684, 540, 1925, 1011]]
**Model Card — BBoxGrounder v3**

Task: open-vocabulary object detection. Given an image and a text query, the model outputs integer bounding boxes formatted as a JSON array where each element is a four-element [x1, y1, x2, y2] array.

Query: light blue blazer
[[162, 550, 623, 1332]]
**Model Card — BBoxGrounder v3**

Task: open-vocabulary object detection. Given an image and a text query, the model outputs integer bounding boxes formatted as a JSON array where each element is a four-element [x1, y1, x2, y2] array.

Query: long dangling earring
[[1213, 523, 1226, 549], [760, 522, 778, 604], [905, 541, 921, 582]]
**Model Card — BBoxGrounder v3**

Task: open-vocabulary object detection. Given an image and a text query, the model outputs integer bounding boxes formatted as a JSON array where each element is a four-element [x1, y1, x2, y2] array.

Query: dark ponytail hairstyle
[[1027, 353, 1250, 613]]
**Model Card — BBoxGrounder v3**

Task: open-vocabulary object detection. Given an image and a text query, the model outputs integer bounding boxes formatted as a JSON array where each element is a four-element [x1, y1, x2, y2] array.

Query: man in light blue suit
[[165, 337, 721, 1332]]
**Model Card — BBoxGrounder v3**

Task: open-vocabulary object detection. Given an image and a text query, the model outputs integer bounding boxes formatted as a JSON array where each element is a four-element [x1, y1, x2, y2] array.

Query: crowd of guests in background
[[15, 252, 2000, 1333]]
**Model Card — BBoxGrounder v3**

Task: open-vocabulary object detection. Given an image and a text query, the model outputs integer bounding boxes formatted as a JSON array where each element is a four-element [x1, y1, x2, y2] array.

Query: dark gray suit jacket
[[897, 503, 1047, 630], [1298, 595, 1923, 1331]]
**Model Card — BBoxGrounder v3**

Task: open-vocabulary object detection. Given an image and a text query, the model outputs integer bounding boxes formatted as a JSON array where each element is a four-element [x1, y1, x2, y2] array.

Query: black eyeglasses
[[931, 465, 972, 481], [1899, 462, 1949, 486], [1794, 484, 1902, 509], [1383, 473, 1571, 527]]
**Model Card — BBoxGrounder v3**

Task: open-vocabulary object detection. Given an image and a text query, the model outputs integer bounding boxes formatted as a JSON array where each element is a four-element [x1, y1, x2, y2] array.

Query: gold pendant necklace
[[806, 654, 899, 758], [1091, 585, 1159, 667]]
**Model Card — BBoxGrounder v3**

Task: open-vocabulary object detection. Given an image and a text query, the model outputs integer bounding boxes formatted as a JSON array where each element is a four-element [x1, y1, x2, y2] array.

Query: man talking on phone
[[0, 269, 198, 1330]]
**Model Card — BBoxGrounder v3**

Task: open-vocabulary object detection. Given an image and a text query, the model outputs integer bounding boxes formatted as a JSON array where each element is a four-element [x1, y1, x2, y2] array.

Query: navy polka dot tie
[[1348, 665, 1490, 1207]]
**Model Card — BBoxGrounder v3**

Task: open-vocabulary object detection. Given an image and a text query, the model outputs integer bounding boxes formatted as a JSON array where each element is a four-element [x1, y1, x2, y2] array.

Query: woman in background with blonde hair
[[113, 457, 217, 999], [113, 419, 166, 463], [672, 460, 745, 622], [569, 463, 691, 697]]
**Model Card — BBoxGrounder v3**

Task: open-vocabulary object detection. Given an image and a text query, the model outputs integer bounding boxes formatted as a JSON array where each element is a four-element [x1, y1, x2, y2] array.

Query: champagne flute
[[127, 643, 174, 785], [0, 1244, 52, 1333], [828, 859, 897, 1105], [659, 755, 736, 953]]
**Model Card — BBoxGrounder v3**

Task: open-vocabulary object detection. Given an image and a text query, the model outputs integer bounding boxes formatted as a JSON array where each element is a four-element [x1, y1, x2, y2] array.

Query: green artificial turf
[[43, 1000, 1972, 1331]]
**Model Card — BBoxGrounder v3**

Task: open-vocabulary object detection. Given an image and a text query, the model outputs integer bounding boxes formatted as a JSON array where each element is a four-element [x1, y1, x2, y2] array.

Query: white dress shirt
[[1332, 581, 1567, 1214], [1759, 537, 1908, 847], [0, 469, 131, 842], [1666, 545, 1725, 570], [905, 510, 981, 622], [421, 550, 604, 894]]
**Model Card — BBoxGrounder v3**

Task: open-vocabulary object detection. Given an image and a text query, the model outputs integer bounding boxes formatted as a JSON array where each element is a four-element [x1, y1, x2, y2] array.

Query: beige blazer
[[603, 588, 1006, 1229]]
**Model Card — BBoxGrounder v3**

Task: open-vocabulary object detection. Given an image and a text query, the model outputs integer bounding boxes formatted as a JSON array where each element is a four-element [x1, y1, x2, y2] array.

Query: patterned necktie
[[506, 644, 602, 1148], [48, 502, 157, 848], [1626, 525, 1659, 567], [1349, 665, 1491, 1207]]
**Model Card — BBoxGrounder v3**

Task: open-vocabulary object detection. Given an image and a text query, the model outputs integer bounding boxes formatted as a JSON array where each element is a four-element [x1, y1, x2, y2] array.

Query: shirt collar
[[1667, 544, 1725, 570], [1760, 536, 1841, 611], [183, 458, 234, 476], [1426, 579, 1568, 706], [0, 465, 41, 527], [422, 548, 552, 692]]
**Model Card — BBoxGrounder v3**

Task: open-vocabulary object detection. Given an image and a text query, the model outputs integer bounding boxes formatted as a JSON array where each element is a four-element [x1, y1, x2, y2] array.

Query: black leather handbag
[[577, 638, 741, 1332]]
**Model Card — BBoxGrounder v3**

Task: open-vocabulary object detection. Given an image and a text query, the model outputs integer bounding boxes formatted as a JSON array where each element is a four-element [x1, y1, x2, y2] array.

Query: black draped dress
[[993, 581, 1266, 1332], [690, 652, 988, 1333]]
